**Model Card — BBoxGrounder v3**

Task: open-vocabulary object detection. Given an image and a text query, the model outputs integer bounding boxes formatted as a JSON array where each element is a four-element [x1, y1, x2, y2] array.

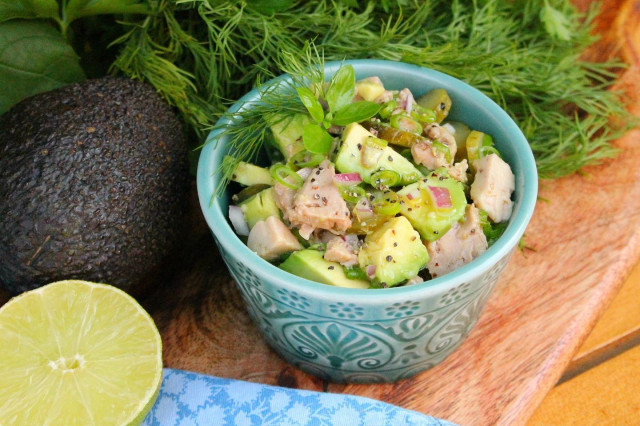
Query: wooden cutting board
[[1, 1, 638, 424]]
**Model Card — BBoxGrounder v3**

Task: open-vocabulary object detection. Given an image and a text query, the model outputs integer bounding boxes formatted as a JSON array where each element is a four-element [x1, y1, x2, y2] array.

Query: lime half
[[0, 280, 162, 425]]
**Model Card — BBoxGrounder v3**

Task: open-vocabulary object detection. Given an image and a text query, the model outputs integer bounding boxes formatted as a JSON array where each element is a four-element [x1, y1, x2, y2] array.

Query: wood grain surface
[[1, 1, 639, 424]]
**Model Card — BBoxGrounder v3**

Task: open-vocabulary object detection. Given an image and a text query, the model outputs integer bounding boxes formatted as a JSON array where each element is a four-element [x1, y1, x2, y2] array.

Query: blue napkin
[[143, 368, 456, 425]]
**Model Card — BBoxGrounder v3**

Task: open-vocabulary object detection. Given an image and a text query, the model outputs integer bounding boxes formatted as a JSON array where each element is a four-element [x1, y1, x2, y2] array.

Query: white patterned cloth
[[143, 369, 456, 425]]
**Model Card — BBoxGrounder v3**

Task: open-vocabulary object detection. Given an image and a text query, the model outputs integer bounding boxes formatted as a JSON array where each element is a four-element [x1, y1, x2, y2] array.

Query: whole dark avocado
[[0, 77, 189, 295]]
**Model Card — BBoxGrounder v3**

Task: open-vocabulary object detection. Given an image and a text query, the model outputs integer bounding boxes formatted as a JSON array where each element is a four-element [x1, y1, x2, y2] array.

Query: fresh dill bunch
[[109, 0, 634, 179]]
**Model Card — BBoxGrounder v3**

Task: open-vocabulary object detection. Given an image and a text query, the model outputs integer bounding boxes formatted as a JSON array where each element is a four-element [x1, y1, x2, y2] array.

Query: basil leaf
[[64, 0, 149, 22], [325, 65, 355, 114], [332, 101, 381, 126], [302, 123, 333, 154], [0, 20, 85, 114], [296, 86, 325, 124], [0, 0, 58, 22]]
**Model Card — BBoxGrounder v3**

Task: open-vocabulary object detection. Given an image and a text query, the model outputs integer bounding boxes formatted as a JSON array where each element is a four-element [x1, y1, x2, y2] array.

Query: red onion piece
[[428, 186, 452, 208], [366, 265, 377, 279], [333, 172, 362, 184], [229, 205, 250, 236]]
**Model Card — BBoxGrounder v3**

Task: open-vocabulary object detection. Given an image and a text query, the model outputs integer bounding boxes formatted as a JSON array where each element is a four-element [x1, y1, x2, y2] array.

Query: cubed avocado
[[230, 158, 273, 186], [357, 216, 428, 287], [279, 249, 370, 289], [355, 79, 385, 102], [239, 187, 281, 229], [269, 113, 311, 160], [335, 123, 422, 186], [397, 169, 467, 242]]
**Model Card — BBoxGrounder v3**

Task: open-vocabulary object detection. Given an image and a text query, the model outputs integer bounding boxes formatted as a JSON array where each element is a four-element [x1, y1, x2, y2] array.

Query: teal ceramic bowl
[[197, 59, 538, 383]]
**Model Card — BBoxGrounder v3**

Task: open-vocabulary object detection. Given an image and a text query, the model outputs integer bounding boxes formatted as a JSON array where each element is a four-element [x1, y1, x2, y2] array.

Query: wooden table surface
[[528, 261, 640, 424], [1, 1, 639, 424]]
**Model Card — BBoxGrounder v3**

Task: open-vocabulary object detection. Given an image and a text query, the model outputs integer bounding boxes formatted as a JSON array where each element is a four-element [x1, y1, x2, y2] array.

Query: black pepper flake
[[345, 211, 349, 216], [357, 143, 362, 150], [386, 255, 393, 262], [321, 196, 328, 205], [439, 102, 446, 110], [393, 242, 398, 247], [314, 193, 320, 200], [315, 170, 321, 175], [310, 178, 315, 183], [328, 266, 335, 270], [408, 207, 412, 211], [388, 155, 393, 162], [433, 230, 439, 234], [439, 176, 444, 181]]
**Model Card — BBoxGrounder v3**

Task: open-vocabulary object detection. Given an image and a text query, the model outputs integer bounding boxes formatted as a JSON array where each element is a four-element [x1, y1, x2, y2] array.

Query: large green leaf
[[0, 20, 85, 114], [64, 0, 149, 22], [0, 0, 58, 22]]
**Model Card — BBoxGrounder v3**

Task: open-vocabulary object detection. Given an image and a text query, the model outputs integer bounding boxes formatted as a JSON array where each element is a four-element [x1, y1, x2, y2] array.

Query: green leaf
[[0, 20, 85, 114], [302, 123, 333, 154], [539, 0, 572, 41], [325, 64, 355, 114], [0, 0, 58, 22], [296, 86, 325, 124], [64, 0, 149, 22], [332, 101, 381, 126]]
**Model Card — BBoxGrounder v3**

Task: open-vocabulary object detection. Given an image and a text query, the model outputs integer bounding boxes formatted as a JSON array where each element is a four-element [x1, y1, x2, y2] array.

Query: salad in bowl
[[225, 65, 515, 289]]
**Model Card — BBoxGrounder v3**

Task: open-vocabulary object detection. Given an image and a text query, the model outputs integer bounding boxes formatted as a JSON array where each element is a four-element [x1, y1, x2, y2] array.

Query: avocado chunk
[[269, 113, 311, 160], [239, 187, 281, 229], [355, 78, 385, 102], [229, 158, 273, 186], [416, 88, 452, 123], [0, 77, 188, 295], [334, 123, 422, 186], [357, 216, 429, 287], [280, 249, 370, 289], [397, 169, 467, 242]]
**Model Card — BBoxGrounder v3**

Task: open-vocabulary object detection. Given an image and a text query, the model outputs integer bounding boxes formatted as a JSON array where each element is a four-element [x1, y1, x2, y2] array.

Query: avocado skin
[[0, 77, 189, 295]]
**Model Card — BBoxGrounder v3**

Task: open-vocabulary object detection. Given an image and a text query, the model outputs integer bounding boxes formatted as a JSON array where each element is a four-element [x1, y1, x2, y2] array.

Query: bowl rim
[[197, 59, 538, 301]]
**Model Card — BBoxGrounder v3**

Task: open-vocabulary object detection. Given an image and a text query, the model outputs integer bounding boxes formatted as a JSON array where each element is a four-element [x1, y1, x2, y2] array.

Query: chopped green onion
[[378, 100, 397, 119], [372, 191, 401, 216], [344, 265, 369, 280], [270, 163, 304, 190], [410, 105, 437, 124], [339, 185, 366, 203], [390, 113, 423, 135], [479, 145, 502, 158], [365, 135, 388, 148], [432, 140, 452, 163], [289, 150, 325, 168], [371, 169, 401, 189]]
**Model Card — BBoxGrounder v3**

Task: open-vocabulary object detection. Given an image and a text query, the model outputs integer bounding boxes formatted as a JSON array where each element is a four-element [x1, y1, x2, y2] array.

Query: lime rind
[[0, 280, 163, 425]]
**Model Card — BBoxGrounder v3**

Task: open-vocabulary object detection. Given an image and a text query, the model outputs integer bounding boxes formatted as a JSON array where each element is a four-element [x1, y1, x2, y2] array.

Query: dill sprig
[[110, 0, 634, 179]]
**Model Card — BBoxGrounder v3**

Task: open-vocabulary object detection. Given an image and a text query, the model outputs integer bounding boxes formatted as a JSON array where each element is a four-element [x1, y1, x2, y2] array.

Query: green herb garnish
[[0, 0, 633, 182]]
